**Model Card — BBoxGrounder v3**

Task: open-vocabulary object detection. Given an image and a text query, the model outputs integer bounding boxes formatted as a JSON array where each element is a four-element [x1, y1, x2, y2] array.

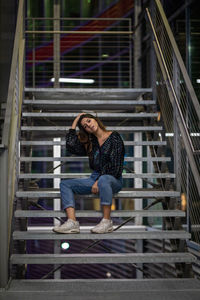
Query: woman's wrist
[[71, 121, 77, 129], [71, 113, 85, 129]]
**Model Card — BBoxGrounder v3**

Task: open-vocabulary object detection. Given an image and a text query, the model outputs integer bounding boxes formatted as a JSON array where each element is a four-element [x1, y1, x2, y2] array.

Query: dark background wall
[[0, 0, 18, 103]]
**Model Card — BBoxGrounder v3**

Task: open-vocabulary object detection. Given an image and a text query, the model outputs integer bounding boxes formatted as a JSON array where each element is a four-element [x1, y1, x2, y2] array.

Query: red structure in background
[[26, 0, 134, 63]]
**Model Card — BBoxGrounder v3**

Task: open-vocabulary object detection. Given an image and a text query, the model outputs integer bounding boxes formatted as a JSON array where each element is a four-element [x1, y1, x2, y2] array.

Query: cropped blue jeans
[[60, 171, 123, 210]]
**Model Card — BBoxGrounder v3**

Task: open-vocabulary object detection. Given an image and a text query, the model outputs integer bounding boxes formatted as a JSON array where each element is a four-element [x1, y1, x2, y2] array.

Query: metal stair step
[[16, 190, 180, 198], [12, 230, 191, 240], [23, 99, 156, 110], [20, 156, 171, 162], [7, 278, 200, 293], [18, 173, 175, 179], [22, 112, 158, 119], [14, 209, 185, 218], [10, 252, 196, 264], [24, 88, 153, 100], [5, 279, 200, 300], [20, 140, 167, 146], [21, 126, 163, 132]]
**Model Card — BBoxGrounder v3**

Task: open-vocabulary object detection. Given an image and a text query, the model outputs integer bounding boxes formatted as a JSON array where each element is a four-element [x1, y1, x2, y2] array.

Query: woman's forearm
[[71, 113, 85, 129]]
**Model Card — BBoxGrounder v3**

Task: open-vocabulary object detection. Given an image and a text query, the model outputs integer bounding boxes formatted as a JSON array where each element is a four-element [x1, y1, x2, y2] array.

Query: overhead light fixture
[[51, 78, 95, 84], [196, 79, 200, 83], [165, 132, 200, 137]]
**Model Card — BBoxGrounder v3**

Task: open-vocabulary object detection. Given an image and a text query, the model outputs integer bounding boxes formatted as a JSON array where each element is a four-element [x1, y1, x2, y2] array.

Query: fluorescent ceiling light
[[165, 133, 174, 137], [165, 133, 200, 137], [51, 78, 95, 84], [196, 79, 200, 83]]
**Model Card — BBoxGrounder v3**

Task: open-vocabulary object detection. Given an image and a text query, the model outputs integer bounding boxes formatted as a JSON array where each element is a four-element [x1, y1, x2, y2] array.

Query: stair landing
[[1, 278, 200, 300]]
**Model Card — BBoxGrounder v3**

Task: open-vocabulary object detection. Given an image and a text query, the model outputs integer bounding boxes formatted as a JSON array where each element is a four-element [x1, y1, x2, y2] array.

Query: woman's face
[[80, 117, 99, 134]]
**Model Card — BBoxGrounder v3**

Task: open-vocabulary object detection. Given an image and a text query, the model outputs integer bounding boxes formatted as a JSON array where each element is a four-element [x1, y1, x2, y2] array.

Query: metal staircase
[[1, 0, 200, 299], [10, 87, 195, 279]]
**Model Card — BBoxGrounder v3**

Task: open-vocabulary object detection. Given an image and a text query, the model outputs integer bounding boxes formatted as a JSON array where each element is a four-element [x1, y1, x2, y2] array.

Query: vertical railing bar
[[53, 0, 60, 88], [33, 19, 35, 88], [129, 18, 132, 88], [0, 150, 8, 287]]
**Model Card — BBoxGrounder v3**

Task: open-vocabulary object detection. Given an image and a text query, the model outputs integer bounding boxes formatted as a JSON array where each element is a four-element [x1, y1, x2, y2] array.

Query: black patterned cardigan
[[66, 129, 125, 179]]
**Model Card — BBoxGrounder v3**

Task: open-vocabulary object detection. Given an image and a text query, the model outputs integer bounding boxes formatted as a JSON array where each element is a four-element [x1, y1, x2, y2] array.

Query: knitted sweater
[[66, 129, 125, 179]]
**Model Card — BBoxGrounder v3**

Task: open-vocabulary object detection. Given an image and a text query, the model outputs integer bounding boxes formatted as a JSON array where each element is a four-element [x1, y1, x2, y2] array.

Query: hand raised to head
[[72, 112, 86, 129]]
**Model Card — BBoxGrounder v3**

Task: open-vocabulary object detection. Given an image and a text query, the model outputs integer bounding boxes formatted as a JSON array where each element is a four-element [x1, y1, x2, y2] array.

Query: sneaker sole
[[52, 229, 80, 234], [90, 227, 113, 234]]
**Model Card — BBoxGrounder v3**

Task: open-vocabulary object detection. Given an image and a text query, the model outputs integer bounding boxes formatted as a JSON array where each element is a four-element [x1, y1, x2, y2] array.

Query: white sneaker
[[91, 218, 113, 234], [53, 219, 80, 234]]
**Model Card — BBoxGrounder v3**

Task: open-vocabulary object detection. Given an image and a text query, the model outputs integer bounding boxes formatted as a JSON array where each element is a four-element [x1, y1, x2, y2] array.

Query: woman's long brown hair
[[77, 114, 107, 156]]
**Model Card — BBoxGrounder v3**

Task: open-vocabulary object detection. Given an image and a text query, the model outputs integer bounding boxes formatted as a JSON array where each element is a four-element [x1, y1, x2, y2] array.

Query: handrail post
[[53, 0, 60, 88], [0, 149, 8, 287], [134, 0, 142, 88], [150, 0, 157, 97], [172, 55, 181, 194]]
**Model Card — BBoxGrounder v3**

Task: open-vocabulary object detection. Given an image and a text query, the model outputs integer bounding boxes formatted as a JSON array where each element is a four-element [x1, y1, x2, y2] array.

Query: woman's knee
[[98, 175, 122, 193], [97, 175, 112, 188], [60, 179, 72, 190]]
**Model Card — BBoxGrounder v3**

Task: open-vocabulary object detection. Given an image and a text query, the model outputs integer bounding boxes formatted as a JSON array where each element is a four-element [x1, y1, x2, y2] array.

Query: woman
[[53, 113, 125, 234]]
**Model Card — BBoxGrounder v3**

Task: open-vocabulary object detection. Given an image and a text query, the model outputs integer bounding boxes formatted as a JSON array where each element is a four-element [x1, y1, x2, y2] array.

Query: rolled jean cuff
[[62, 204, 75, 210], [100, 202, 112, 206]]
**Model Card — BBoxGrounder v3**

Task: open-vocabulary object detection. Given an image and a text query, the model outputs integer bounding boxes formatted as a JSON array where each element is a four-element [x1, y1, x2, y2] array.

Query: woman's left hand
[[92, 181, 99, 194]]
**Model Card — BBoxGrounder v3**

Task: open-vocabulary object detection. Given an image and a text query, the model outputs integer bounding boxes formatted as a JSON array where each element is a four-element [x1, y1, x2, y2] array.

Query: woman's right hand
[[71, 112, 85, 129]]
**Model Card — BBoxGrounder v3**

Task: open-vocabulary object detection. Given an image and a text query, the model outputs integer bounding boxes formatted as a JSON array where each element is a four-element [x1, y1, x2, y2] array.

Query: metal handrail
[[154, 0, 200, 120], [145, 6, 200, 200], [145, 0, 200, 247], [2, 1, 24, 145], [146, 8, 199, 155], [0, 0, 25, 288]]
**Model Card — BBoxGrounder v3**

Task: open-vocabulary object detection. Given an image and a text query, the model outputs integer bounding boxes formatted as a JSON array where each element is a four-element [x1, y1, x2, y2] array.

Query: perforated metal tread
[[19, 156, 171, 162], [16, 190, 180, 198], [4, 278, 200, 300], [18, 173, 174, 179], [21, 126, 163, 132], [24, 87, 153, 100], [10, 252, 196, 264], [23, 99, 156, 110], [20, 140, 167, 146], [14, 209, 185, 218], [22, 112, 158, 119], [12, 230, 191, 240]]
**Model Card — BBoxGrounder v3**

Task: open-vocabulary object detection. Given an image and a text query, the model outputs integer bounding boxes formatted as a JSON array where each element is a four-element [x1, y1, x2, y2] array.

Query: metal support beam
[[53, 0, 60, 88], [173, 54, 181, 194], [134, 0, 142, 87], [53, 138, 61, 279], [185, 0, 191, 79], [0, 149, 9, 287], [134, 132, 144, 279]]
